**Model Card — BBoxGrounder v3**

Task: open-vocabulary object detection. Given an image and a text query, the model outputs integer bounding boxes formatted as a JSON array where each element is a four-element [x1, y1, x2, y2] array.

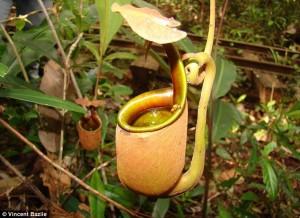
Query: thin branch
[[0, 117, 144, 218], [37, 0, 85, 170], [62, 158, 114, 206], [59, 32, 83, 165], [213, 0, 229, 54], [0, 154, 49, 205], [0, 24, 29, 82], [66, 33, 84, 67], [0, 8, 51, 24], [36, 0, 83, 99]]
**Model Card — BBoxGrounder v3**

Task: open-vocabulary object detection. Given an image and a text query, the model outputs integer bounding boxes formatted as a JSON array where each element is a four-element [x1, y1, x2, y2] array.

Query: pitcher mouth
[[117, 44, 187, 133], [117, 88, 186, 133]]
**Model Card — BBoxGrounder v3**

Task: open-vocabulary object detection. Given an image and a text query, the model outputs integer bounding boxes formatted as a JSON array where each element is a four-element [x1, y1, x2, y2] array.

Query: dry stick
[[0, 117, 143, 218], [213, 0, 229, 55], [36, 0, 82, 99], [57, 32, 84, 165], [62, 159, 114, 206], [0, 154, 79, 215], [0, 24, 29, 82], [0, 8, 51, 24], [66, 33, 83, 66], [0, 154, 49, 205], [36, 0, 84, 168]]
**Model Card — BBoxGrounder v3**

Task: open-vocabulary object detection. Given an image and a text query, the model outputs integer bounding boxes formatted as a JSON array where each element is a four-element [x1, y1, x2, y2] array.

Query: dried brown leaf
[[41, 160, 71, 203], [0, 177, 22, 195], [75, 97, 105, 108], [38, 60, 76, 152], [112, 3, 187, 44]]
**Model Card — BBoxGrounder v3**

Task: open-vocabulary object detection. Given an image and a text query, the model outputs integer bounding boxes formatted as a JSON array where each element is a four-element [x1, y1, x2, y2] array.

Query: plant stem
[[0, 9, 44, 23], [0, 117, 145, 218], [36, 0, 83, 99], [0, 24, 29, 82], [202, 100, 214, 217], [166, 0, 216, 196], [204, 0, 216, 55]]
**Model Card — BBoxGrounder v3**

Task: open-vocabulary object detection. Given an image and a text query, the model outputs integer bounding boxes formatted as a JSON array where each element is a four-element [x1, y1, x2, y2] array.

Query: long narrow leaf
[[96, 0, 132, 56], [0, 88, 85, 114], [261, 158, 278, 200], [88, 171, 106, 218], [152, 198, 170, 218]]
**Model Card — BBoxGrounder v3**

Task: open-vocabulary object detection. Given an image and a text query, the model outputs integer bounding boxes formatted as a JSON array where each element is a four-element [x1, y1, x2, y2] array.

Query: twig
[[36, 0, 83, 99], [0, 154, 49, 205], [0, 154, 81, 215], [0, 8, 51, 24], [58, 32, 83, 165], [0, 24, 29, 82], [37, 0, 85, 169], [0, 117, 144, 218], [213, 0, 229, 55], [62, 159, 114, 206], [66, 33, 84, 67]]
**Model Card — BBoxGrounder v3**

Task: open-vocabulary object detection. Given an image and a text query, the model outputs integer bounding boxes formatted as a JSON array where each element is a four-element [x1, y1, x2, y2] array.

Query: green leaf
[[104, 52, 137, 62], [175, 37, 198, 53], [175, 204, 185, 218], [62, 196, 80, 212], [152, 198, 170, 218], [88, 171, 106, 218], [111, 85, 133, 96], [246, 139, 259, 175], [0, 74, 34, 89], [98, 110, 109, 145], [15, 19, 26, 31], [104, 184, 137, 208], [0, 88, 85, 114], [216, 147, 232, 160], [187, 186, 204, 198], [0, 63, 8, 77], [83, 41, 100, 62], [218, 203, 233, 218], [1, 25, 57, 76], [261, 158, 278, 200], [241, 191, 258, 202], [102, 61, 125, 79], [262, 141, 277, 157], [132, 0, 159, 9], [213, 56, 237, 99], [213, 100, 243, 142], [96, 0, 132, 56], [287, 101, 300, 119]]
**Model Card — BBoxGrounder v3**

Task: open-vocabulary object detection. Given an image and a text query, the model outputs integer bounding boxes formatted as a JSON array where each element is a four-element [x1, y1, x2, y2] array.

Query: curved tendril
[[167, 0, 216, 196], [167, 53, 216, 196]]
